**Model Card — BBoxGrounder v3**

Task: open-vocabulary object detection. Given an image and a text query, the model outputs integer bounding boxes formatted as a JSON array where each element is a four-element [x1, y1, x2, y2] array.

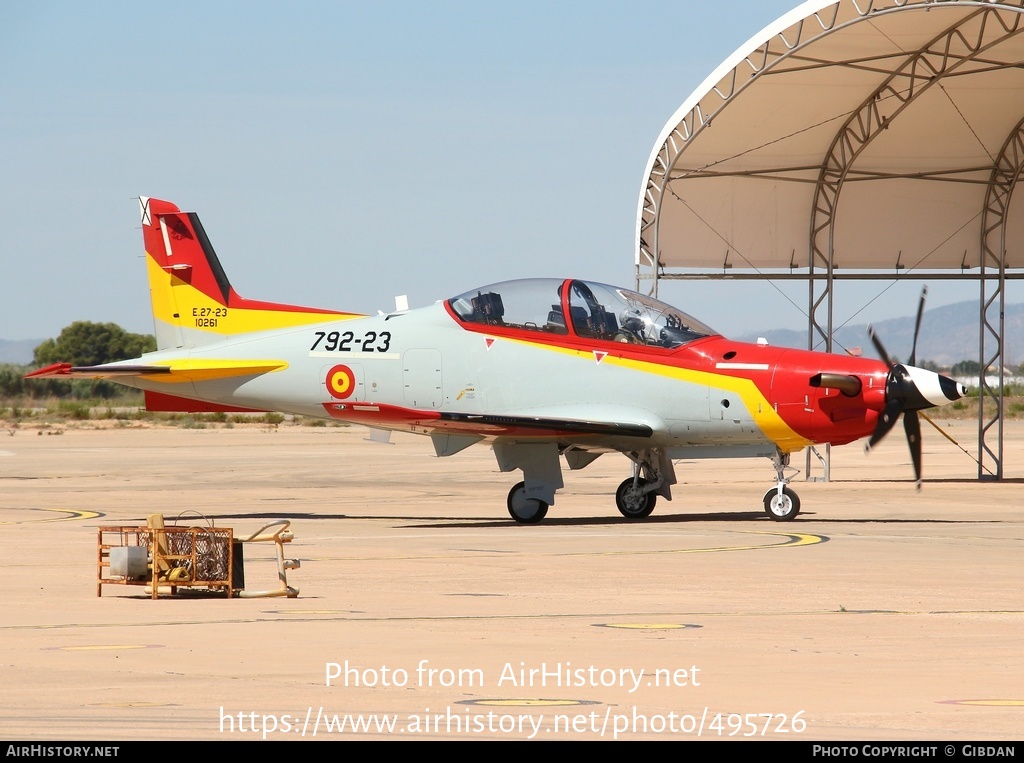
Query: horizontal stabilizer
[[25, 359, 287, 383], [26, 363, 170, 379]]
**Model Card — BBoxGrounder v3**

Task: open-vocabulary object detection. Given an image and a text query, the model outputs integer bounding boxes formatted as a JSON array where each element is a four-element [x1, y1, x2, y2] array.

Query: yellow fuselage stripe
[[497, 337, 813, 452]]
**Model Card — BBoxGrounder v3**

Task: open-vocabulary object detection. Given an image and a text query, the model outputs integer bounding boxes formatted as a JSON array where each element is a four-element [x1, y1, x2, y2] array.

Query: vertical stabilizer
[[140, 197, 360, 350]]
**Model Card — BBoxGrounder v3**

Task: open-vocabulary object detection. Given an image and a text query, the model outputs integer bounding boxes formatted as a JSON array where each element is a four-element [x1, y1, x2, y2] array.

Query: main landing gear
[[493, 442, 561, 525], [507, 481, 548, 524], [764, 450, 800, 521], [505, 472, 664, 523], [614, 448, 674, 520], [615, 477, 657, 519], [494, 443, 677, 524]]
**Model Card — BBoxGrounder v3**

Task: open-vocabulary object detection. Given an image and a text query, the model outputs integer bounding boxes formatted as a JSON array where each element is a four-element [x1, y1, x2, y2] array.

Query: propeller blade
[[866, 398, 903, 451], [903, 409, 922, 491], [865, 296, 945, 488], [868, 325, 894, 368], [908, 286, 927, 367]]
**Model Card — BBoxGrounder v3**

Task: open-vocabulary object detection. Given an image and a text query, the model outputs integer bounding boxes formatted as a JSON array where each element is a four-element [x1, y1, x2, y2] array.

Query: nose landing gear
[[763, 486, 800, 521], [764, 450, 800, 521]]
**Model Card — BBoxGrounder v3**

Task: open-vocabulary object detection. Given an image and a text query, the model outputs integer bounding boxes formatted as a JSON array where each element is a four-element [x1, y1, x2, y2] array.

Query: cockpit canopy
[[448, 278, 717, 349]]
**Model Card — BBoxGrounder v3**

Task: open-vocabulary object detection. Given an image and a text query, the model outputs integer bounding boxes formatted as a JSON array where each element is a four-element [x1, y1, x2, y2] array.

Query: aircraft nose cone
[[897, 364, 968, 410]]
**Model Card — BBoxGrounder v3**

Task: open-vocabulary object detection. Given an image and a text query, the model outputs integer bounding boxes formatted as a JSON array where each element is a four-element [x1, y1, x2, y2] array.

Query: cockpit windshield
[[447, 279, 717, 348]]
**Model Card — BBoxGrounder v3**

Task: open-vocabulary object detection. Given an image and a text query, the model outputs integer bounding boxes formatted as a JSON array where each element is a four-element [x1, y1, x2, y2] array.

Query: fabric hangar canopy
[[636, 0, 1024, 277], [635, 0, 1024, 480]]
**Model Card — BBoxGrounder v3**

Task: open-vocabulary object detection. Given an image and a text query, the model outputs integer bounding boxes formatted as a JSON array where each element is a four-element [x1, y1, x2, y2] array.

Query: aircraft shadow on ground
[[195, 510, 772, 526], [831, 477, 1024, 485], [414, 513, 1005, 528], [410, 512, 772, 528], [148, 510, 1003, 528]]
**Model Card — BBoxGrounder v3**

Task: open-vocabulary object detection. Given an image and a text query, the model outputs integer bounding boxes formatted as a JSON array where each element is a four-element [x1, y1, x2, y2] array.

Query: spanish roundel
[[326, 364, 356, 399]]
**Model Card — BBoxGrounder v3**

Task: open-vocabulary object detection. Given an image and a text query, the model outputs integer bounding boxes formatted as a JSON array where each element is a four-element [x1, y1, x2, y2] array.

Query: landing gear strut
[[764, 450, 800, 521]]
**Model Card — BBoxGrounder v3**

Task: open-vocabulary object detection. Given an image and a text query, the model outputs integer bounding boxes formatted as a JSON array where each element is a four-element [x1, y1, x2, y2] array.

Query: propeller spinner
[[865, 287, 968, 489]]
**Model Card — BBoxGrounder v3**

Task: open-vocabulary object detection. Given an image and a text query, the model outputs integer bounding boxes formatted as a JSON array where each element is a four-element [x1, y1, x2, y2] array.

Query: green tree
[[33, 322, 155, 367], [0, 363, 26, 398], [951, 359, 982, 376], [26, 322, 156, 400]]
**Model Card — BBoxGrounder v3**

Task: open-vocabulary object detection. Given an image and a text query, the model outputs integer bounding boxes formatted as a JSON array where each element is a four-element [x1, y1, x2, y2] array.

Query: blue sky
[[0, 1, 1005, 344]]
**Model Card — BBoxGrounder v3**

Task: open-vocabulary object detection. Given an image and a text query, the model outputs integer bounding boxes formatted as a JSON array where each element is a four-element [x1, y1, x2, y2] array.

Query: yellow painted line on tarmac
[[944, 699, 1024, 707], [0, 507, 103, 525], [460, 699, 598, 708], [307, 531, 829, 564], [50, 645, 159, 652], [14, 620, 268, 631], [561, 530, 828, 558], [5, 607, 1020, 633], [92, 702, 178, 708], [598, 623, 702, 630]]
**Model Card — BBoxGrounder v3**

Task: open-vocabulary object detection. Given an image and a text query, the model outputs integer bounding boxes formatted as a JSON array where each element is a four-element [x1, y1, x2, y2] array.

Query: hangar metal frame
[[636, 0, 1024, 480]]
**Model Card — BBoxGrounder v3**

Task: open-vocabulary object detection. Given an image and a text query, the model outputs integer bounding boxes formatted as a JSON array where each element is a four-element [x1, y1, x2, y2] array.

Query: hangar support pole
[[977, 118, 1024, 479], [806, 5, 1023, 482], [805, 212, 835, 481]]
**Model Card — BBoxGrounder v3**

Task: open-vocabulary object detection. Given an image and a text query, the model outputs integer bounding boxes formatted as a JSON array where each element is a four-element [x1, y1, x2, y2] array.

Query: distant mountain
[[0, 339, 40, 365], [738, 301, 1023, 367]]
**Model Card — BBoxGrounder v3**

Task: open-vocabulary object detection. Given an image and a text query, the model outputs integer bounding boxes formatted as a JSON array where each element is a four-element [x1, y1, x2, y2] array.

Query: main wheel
[[507, 481, 548, 524], [615, 477, 657, 519], [763, 486, 800, 521]]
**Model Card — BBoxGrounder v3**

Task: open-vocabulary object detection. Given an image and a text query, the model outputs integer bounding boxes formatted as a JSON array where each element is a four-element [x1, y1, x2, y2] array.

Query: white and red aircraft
[[28, 197, 968, 522]]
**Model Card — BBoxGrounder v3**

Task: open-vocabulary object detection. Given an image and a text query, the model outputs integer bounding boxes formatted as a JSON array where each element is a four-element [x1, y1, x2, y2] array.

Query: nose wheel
[[507, 481, 548, 524], [763, 486, 800, 521]]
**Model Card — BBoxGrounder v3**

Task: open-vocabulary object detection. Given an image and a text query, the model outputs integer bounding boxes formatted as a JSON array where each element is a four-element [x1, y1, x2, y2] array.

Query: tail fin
[[141, 197, 360, 350]]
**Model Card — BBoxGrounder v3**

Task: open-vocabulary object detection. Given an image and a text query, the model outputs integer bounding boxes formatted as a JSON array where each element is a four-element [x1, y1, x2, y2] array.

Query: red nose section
[[767, 349, 889, 446]]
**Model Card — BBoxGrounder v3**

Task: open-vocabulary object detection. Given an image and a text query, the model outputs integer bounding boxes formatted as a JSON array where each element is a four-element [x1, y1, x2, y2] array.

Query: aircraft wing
[[25, 359, 287, 383], [438, 412, 653, 438], [322, 402, 654, 439]]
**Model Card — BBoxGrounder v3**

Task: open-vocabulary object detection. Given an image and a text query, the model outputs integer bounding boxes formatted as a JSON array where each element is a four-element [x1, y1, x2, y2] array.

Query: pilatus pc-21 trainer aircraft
[[29, 197, 968, 523]]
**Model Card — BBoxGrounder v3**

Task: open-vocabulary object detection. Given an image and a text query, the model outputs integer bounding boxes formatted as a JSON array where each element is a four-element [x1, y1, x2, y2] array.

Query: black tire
[[763, 486, 800, 521], [615, 477, 657, 519], [507, 481, 548, 524]]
